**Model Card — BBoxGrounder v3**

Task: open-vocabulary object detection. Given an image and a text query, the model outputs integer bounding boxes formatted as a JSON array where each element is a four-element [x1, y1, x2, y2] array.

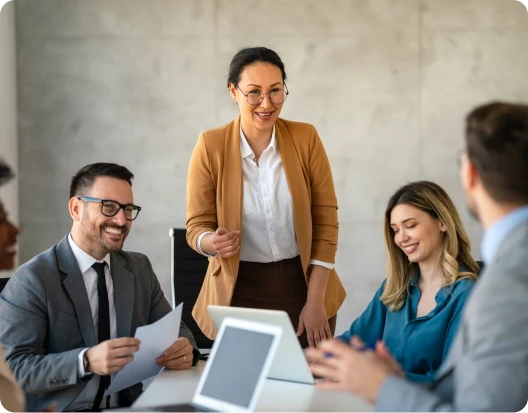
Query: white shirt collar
[[239, 126, 277, 159], [68, 232, 111, 274]]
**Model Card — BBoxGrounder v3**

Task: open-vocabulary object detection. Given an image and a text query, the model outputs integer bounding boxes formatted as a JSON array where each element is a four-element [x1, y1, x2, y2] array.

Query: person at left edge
[[186, 47, 346, 348], [0, 163, 200, 412], [0, 162, 56, 413]]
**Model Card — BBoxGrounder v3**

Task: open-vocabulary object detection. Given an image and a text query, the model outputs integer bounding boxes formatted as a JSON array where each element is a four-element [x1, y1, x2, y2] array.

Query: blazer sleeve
[[0, 271, 81, 394], [186, 133, 218, 254], [145, 256, 201, 365], [336, 280, 387, 345], [377, 263, 528, 412], [308, 126, 339, 263]]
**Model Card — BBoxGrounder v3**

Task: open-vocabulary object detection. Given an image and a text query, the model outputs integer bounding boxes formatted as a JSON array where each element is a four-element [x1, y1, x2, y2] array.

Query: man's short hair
[[466, 102, 528, 204], [70, 163, 134, 198]]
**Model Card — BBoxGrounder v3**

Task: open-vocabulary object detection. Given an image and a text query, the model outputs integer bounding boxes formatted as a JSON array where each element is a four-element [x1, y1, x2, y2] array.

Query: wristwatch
[[83, 351, 90, 372]]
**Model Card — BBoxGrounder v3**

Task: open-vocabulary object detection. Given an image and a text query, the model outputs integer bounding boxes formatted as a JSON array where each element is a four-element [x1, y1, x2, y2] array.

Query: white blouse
[[198, 127, 332, 270]]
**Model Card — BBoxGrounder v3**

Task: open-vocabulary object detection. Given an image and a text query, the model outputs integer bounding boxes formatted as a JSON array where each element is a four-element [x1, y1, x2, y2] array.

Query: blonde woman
[[336, 181, 479, 383]]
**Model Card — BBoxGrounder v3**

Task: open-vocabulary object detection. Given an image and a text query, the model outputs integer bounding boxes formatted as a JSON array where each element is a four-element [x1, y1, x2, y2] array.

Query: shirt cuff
[[78, 348, 92, 378], [197, 232, 217, 257], [309, 259, 334, 270]]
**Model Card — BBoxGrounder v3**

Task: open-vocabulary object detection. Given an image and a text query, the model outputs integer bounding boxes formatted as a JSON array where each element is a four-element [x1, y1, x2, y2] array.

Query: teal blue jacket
[[338, 275, 475, 383]]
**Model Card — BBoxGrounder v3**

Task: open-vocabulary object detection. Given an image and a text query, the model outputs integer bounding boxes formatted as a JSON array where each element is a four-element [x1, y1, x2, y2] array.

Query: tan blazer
[[186, 116, 346, 338], [0, 344, 24, 412]]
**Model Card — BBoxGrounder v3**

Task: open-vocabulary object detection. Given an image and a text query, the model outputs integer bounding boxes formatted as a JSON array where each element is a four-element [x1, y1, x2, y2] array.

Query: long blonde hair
[[380, 181, 479, 312]]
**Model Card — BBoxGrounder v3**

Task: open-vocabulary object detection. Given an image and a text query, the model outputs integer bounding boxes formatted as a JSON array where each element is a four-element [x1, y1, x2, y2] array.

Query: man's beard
[[81, 219, 128, 259]]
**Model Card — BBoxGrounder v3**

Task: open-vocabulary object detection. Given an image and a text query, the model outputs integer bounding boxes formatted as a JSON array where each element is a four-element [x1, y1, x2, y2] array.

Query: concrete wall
[[14, 0, 528, 332], [0, 0, 19, 277]]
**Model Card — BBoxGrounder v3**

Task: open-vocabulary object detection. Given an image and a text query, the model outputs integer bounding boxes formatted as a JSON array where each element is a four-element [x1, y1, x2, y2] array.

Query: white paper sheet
[[104, 303, 183, 396]]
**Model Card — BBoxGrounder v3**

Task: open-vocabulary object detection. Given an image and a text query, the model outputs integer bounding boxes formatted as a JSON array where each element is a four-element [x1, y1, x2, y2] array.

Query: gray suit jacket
[[377, 219, 528, 412], [0, 234, 199, 412]]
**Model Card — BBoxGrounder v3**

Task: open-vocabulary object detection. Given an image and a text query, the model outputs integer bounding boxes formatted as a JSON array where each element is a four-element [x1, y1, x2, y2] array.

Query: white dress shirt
[[198, 127, 333, 269], [68, 233, 119, 410]]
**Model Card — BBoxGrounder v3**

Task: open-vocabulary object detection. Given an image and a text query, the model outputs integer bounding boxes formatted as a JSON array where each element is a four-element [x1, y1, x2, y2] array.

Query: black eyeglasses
[[236, 84, 289, 106], [77, 196, 141, 221]]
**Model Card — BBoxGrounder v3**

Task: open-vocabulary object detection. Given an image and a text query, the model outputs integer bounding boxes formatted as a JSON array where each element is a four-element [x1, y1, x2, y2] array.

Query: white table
[[134, 361, 373, 412]]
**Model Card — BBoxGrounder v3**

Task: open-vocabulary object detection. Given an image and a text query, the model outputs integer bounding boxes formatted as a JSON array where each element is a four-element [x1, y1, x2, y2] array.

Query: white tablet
[[192, 317, 282, 412]]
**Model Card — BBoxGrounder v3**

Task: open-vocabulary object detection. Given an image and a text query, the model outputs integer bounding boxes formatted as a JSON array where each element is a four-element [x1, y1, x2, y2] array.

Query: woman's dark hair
[[70, 162, 134, 199], [227, 47, 287, 88], [0, 160, 15, 187], [465, 102, 528, 204]]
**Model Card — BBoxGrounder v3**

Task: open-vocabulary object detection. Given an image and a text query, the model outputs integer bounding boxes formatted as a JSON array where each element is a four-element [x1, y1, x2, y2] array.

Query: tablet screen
[[198, 326, 275, 408]]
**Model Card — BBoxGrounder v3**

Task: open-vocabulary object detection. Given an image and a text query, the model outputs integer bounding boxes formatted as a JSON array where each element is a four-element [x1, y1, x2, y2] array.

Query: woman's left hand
[[297, 301, 332, 347]]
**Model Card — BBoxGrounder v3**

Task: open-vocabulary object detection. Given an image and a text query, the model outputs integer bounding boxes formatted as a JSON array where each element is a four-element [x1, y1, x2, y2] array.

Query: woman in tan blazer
[[186, 47, 346, 348]]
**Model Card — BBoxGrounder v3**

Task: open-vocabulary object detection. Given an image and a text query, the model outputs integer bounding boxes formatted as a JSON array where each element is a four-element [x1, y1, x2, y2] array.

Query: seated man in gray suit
[[307, 102, 528, 412], [0, 162, 200, 412]]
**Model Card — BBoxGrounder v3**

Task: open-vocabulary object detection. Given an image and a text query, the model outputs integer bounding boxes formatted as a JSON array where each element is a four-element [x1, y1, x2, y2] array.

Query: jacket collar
[[57, 233, 136, 343]]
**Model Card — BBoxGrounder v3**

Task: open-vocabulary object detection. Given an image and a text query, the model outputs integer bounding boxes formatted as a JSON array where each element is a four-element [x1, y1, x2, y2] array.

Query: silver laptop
[[208, 305, 315, 385], [131, 317, 282, 412]]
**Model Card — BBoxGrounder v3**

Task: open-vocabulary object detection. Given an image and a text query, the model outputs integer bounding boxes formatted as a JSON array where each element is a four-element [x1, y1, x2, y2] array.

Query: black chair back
[[0, 277, 9, 293], [170, 228, 214, 349]]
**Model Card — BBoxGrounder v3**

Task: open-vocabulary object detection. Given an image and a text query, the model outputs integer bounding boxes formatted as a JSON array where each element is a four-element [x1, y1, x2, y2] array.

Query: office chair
[[169, 228, 214, 349], [0, 278, 9, 293]]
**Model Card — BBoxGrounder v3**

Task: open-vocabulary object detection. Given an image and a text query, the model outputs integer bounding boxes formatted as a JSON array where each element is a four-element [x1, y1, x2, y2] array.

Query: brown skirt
[[230, 256, 336, 348]]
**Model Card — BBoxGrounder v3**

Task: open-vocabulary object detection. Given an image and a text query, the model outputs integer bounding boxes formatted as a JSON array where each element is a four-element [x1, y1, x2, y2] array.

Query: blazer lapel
[[222, 115, 243, 278], [275, 119, 312, 273], [57, 235, 97, 347], [110, 253, 135, 338]]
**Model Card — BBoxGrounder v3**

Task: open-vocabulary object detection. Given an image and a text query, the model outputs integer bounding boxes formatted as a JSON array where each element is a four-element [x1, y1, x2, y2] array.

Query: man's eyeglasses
[[77, 196, 141, 221], [236, 84, 289, 106]]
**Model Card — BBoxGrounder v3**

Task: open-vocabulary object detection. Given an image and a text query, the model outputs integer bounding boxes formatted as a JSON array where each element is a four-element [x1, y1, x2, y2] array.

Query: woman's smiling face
[[229, 62, 285, 137], [0, 200, 19, 270], [390, 203, 446, 265]]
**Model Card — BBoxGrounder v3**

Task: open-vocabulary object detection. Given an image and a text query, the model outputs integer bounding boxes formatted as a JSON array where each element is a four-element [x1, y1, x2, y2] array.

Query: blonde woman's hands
[[305, 337, 403, 403]]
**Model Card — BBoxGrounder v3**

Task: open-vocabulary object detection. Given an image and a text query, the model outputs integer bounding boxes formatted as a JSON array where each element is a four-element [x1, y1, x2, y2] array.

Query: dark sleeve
[[336, 280, 387, 345], [0, 271, 81, 394]]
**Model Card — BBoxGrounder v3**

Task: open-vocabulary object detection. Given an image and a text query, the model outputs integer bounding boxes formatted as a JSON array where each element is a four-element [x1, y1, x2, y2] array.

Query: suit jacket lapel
[[111, 253, 135, 338], [57, 235, 97, 347], [275, 119, 311, 272], [223, 116, 243, 278]]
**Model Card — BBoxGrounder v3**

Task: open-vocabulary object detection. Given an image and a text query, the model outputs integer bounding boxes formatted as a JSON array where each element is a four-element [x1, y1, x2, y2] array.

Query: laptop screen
[[198, 326, 275, 408]]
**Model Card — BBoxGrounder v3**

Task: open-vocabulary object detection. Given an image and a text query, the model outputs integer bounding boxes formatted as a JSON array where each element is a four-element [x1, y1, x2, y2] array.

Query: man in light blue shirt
[[307, 102, 528, 412]]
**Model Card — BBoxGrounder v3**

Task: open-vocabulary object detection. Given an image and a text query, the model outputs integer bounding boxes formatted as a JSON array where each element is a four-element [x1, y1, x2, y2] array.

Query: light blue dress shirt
[[481, 205, 528, 265], [338, 273, 475, 383]]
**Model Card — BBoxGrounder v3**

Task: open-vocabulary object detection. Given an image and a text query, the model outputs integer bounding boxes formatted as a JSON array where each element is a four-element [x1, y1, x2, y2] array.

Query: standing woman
[[186, 47, 346, 348]]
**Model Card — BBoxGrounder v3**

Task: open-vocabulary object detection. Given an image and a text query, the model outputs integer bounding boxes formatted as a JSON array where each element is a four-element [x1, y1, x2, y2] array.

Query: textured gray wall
[[15, 0, 528, 332]]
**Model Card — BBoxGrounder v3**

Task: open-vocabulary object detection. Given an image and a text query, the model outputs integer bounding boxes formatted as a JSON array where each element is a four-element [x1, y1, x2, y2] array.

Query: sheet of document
[[104, 303, 183, 396]]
